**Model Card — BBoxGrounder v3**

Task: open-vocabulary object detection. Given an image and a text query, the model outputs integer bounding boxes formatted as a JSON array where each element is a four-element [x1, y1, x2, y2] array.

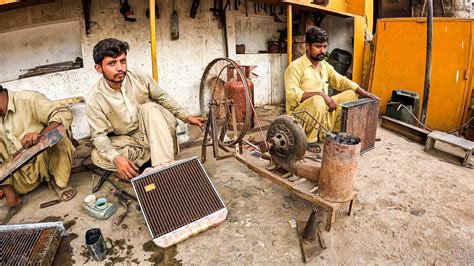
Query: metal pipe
[[287, 4, 292, 64], [420, 0, 433, 125], [149, 0, 158, 81]]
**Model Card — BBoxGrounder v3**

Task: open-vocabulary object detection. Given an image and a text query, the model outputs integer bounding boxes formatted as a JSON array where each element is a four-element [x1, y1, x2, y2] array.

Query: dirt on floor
[[5, 125, 474, 265]]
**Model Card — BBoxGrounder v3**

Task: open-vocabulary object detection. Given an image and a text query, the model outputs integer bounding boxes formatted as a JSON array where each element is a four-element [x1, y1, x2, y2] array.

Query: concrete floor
[[6, 125, 474, 265]]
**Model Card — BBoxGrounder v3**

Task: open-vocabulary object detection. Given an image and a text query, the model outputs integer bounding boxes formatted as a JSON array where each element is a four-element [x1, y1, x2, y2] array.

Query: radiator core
[[132, 157, 227, 248], [341, 98, 379, 153], [0, 222, 65, 265]]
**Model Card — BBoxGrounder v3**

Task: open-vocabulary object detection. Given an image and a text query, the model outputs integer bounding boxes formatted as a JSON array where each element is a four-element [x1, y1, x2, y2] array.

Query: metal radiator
[[0, 222, 65, 265], [341, 98, 379, 153], [132, 157, 227, 248]]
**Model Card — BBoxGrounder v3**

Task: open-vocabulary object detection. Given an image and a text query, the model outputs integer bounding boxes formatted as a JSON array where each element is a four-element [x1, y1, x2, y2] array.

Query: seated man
[[284, 26, 378, 151], [0, 85, 76, 224], [86, 38, 205, 180]]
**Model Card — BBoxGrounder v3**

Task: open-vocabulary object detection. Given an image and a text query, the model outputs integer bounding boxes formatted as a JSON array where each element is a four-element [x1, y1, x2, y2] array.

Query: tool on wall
[[119, 0, 137, 22], [171, 1, 179, 40], [190, 0, 200, 18]]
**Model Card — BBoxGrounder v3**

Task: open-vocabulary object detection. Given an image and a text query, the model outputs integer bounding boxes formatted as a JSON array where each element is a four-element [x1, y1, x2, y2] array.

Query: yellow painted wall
[[369, 18, 473, 132]]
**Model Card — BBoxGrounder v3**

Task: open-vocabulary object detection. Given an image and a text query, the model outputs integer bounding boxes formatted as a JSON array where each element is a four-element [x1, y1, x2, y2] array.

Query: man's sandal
[[51, 180, 76, 201], [307, 142, 322, 153]]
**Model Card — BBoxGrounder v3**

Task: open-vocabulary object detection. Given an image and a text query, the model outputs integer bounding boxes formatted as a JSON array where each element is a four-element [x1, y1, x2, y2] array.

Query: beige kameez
[[86, 70, 190, 171]]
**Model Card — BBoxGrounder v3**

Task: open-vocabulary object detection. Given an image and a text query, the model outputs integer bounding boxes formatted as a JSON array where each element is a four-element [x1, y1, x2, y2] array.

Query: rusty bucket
[[318, 133, 361, 202]]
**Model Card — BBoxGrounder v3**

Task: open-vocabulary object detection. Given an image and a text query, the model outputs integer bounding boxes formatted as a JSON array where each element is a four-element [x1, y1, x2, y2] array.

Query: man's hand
[[20, 132, 40, 148], [356, 87, 380, 101], [322, 94, 337, 112], [113, 155, 139, 180], [187, 116, 207, 129]]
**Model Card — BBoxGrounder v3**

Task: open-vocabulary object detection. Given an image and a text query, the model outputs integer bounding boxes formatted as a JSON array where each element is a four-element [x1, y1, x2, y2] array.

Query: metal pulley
[[264, 115, 307, 171]]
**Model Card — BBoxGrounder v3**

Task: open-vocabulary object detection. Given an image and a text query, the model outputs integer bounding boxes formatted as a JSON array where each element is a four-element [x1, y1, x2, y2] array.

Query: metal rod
[[292, 110, 332, 135], [420, 0, 433, 125], [149, 0, 158, 81], [287, 4, 292, 64]]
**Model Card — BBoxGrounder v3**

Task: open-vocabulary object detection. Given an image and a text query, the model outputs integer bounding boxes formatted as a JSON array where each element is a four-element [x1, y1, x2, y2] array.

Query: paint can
[[85, 228, 107, 261]]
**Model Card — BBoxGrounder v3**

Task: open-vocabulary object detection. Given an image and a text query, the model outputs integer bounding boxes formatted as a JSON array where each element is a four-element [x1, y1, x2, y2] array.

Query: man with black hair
[[284, 26, 378, 151], [0, 85, 76, 224], [86, 38, 205, 180]]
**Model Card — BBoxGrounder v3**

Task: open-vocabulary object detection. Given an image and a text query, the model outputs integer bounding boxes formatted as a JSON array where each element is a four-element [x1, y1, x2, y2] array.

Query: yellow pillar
[[287, 4, 292, 64], [149, 0, 158, 82]]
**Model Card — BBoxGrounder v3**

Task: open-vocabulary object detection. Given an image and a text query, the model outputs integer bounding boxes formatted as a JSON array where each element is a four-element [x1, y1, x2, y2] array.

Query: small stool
[[425, 131, 474, 166]]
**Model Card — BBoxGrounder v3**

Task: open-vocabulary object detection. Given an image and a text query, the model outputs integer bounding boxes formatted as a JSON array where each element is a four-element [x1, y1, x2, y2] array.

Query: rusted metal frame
[[0, 125, 65, 184]]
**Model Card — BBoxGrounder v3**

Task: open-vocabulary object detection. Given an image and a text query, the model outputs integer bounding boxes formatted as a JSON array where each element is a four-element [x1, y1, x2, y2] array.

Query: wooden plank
[[381, 116, 429, 144], [428, 131, 474, 150], [235, 153, 338, 210]]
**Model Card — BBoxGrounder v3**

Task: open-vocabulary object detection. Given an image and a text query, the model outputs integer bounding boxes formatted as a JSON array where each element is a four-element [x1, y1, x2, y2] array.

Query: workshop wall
[[0, 0, 288, 138]]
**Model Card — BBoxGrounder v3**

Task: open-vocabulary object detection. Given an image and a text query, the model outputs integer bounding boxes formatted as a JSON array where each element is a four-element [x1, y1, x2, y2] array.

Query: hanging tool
[[190, 0, 200, 18], [245, 0, 248, 16], [171, 1, 179, 40]]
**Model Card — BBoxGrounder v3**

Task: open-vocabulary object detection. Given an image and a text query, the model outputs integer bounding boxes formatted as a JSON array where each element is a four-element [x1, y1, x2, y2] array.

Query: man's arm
[[21, 93, 73, 148], [300, 91, 337, 111], [143, 73, 205, 128], [327, 64, 379, 101], [86, 99, 140, 179]]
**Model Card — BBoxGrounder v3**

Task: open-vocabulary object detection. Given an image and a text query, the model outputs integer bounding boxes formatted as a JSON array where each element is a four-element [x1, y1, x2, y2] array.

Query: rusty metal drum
[[318, 133, 361, 202]]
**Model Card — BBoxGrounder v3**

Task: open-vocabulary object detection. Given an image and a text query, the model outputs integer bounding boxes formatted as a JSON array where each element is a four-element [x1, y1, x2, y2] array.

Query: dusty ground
[[6, 125, 474, 265]]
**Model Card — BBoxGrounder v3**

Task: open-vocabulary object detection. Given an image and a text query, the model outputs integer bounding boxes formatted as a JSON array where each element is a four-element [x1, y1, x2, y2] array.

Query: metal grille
[[341, 98, 379, 153], [0, 222, 64, 265], [132, 157, 226, 239]]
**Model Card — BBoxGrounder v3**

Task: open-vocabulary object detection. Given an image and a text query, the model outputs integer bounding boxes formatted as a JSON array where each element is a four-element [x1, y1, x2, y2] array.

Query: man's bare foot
[[1, 185, 21, 207]]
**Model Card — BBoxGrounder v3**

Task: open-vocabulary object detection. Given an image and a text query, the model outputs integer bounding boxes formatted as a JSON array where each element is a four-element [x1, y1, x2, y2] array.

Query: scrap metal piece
[[297, 210, 327, 263], [0, 125, 66, 184]]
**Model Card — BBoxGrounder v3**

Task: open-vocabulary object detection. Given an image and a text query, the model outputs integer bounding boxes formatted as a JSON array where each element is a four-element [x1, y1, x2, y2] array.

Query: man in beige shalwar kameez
[[0, 86, 76, 224], [86, 38, 205, 180]]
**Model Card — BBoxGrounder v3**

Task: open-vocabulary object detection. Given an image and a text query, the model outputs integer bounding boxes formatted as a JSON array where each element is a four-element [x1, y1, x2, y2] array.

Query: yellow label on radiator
[[145, 183, 156, 192]]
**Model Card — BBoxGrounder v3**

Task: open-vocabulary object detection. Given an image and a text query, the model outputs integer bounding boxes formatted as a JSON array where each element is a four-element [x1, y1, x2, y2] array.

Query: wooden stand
[[425, 131, 474, 166], [236, 153, 356, 231]]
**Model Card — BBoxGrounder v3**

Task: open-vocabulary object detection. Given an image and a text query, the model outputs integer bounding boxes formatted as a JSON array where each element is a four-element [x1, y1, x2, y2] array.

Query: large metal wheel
[[199, 58, 252, 146], [267, 115, 307, 169]]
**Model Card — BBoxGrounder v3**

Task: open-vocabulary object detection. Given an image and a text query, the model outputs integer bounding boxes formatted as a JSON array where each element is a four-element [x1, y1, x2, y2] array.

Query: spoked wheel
[[200, 58, 252, 146]]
